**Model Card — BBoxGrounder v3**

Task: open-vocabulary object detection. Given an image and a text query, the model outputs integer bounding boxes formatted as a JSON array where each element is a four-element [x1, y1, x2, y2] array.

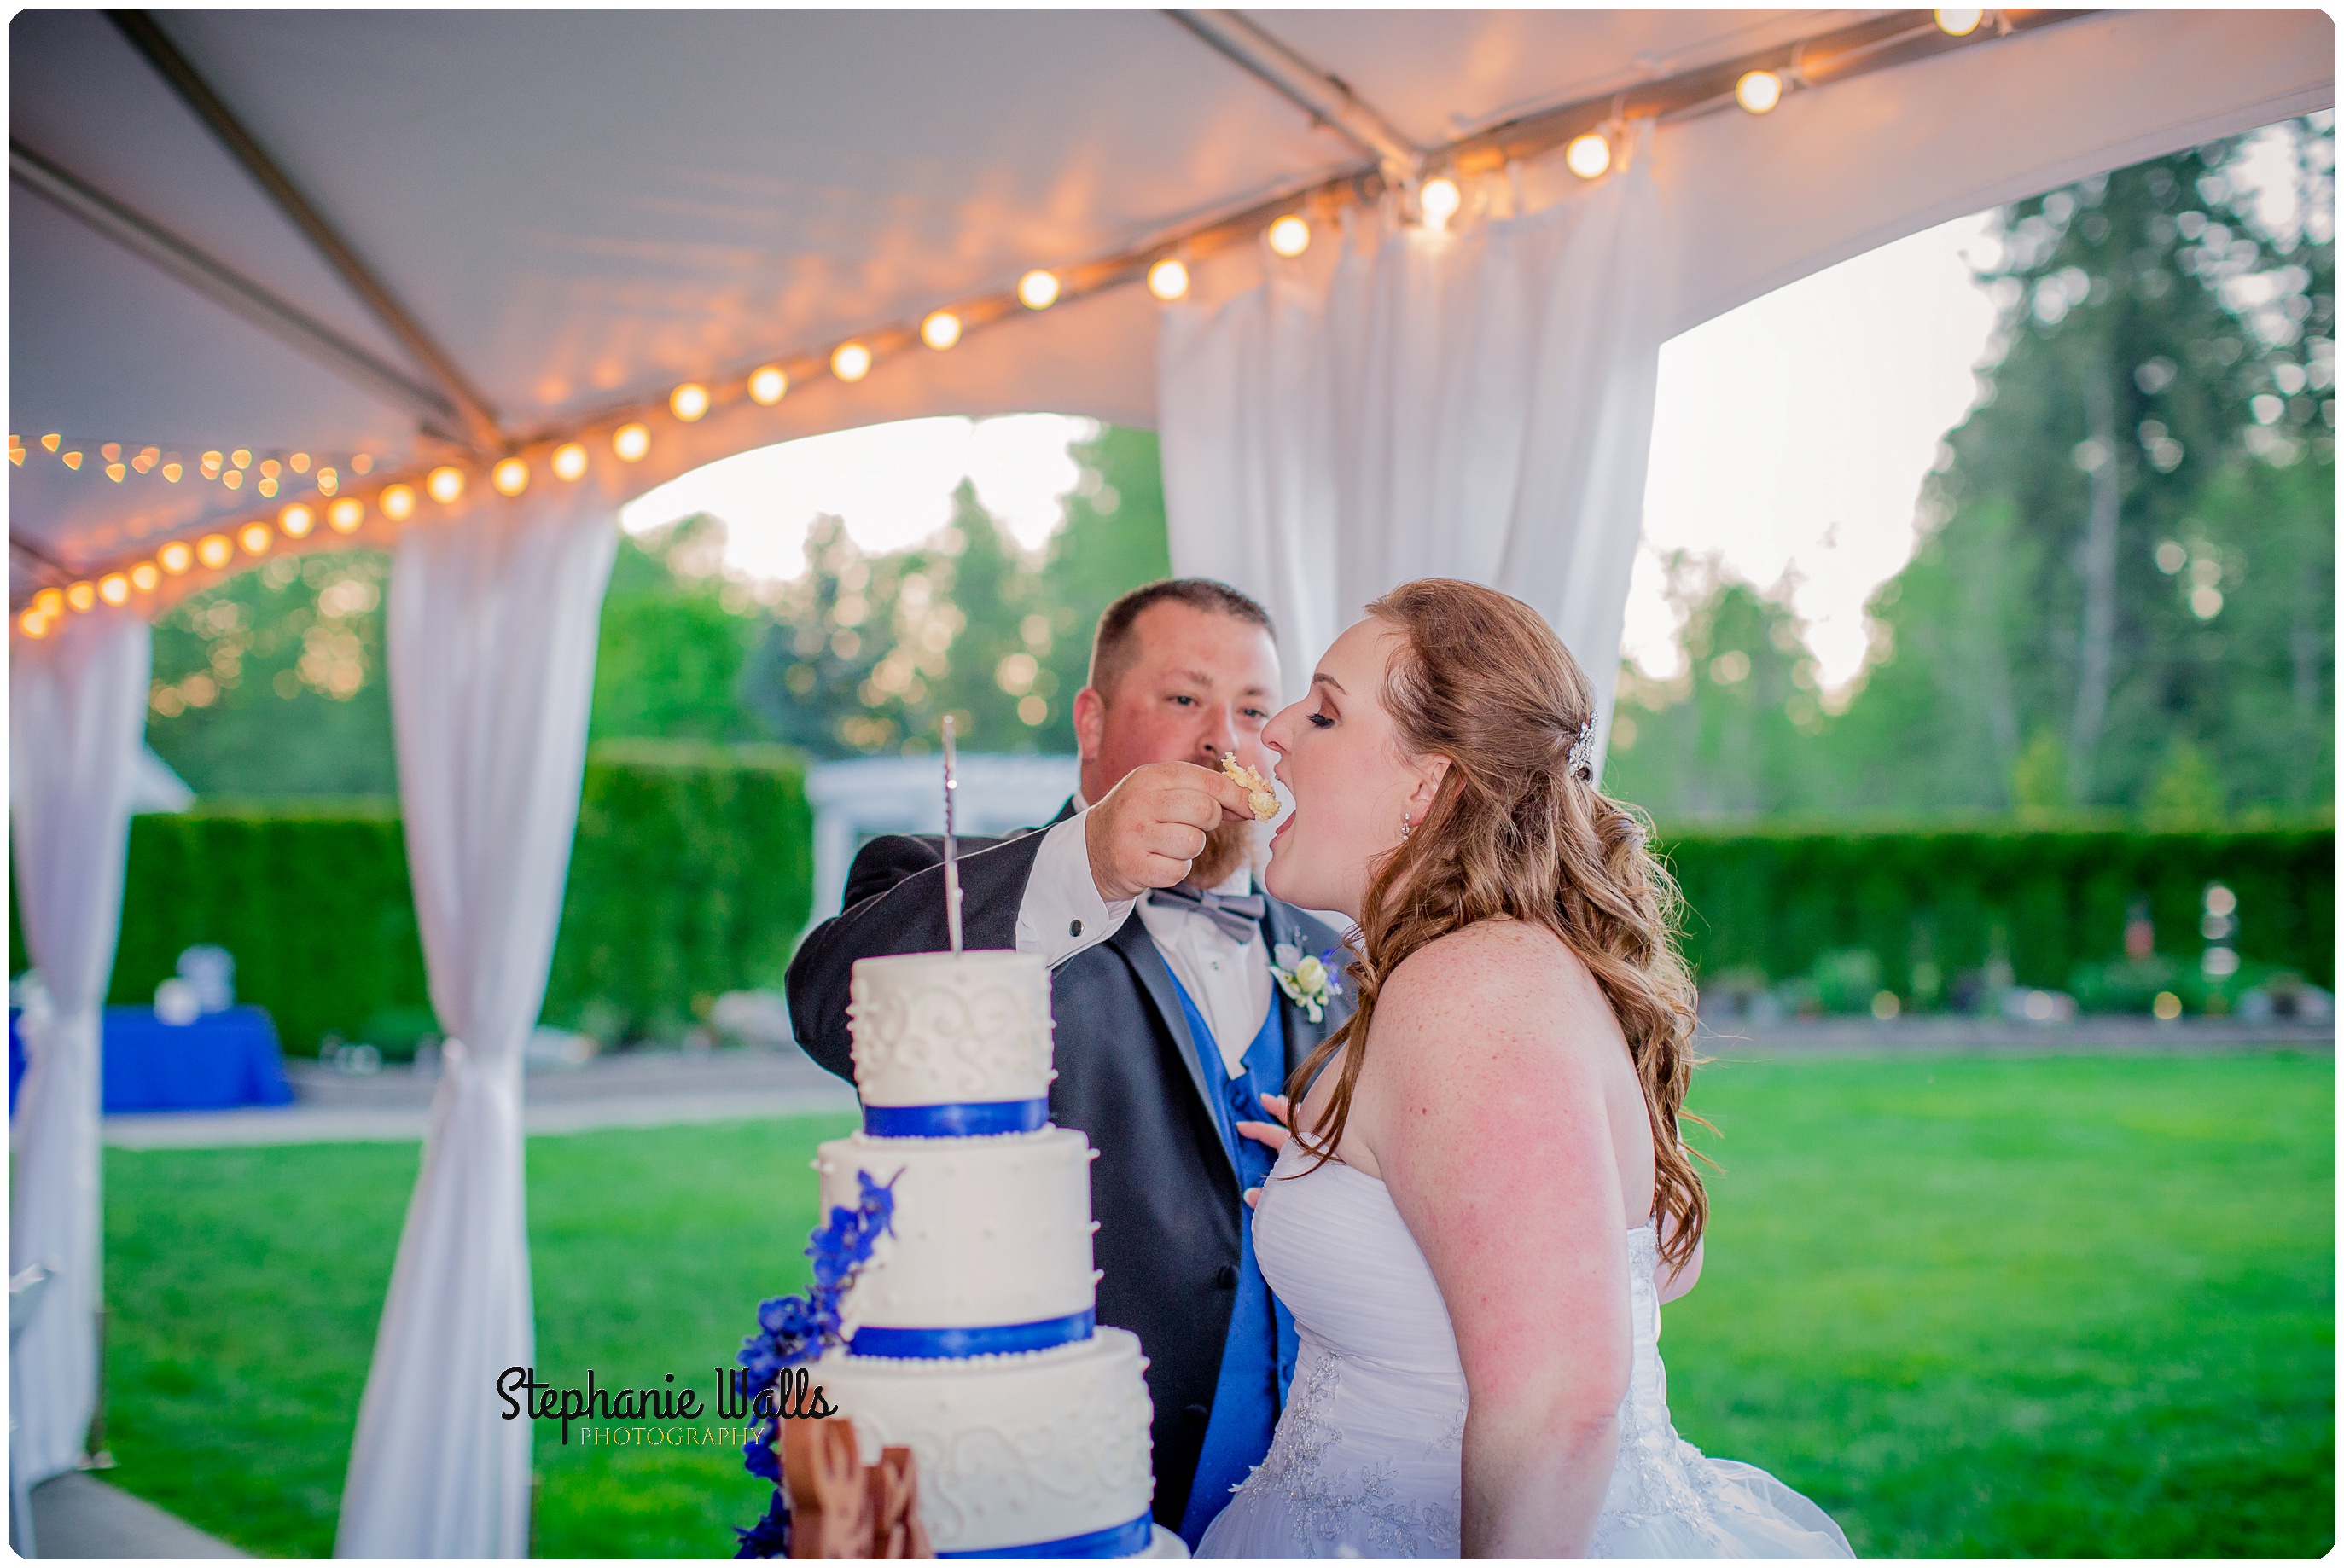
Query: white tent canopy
[[8, 8, 2332, 1559], [9, 9, 2329, 601]]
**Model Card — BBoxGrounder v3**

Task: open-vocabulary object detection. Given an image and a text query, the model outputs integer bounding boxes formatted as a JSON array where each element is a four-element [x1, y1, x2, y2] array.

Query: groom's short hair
[[1088, 578, 1276, 700]]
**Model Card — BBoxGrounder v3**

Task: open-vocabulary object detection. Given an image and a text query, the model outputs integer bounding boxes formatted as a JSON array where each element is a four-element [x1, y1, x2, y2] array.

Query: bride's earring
[[1399, 814, 1413, 842]]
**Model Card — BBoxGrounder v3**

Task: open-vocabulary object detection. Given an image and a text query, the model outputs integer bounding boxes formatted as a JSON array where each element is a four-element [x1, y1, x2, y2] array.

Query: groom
[[786, 578, 1352, 1545]]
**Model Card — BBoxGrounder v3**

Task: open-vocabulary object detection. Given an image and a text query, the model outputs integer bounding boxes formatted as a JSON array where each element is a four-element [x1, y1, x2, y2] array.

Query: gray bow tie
[[1149, 883, 1266, 944]]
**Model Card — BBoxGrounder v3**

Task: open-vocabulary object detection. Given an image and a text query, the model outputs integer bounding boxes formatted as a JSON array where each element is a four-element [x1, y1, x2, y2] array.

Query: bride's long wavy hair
[[1285, 578, 1710, 1267]]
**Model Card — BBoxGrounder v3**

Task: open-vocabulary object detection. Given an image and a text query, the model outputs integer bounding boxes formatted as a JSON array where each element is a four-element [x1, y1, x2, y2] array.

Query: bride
[[1197, 579, 1853, 1559]]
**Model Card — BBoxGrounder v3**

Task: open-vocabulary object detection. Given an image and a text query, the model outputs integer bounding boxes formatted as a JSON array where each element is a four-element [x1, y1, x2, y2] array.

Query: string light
[[1566, 131, 1613, 179], [130, 561, 160, 592], [551, 442, 588, 480], [102, 444, 121, 462], [231, 449, 252, 469], [351, 455, 373, 474], [921, 311, 963, 351], [98, 573, 131, 606], [222, 468, 242, 490], [492, 456, 530, 496], [9, 438, 24, 467], [1736, 70, 1783, 113], [1420, 177, 1462, 226], [40, 434, 59, 452], [748, 365, 788, 405], [67, 581, 96, 611], [1148, 258, 1190, 300], [61, 450, 83, 470], [1018, 270, 1060, 310], [238, 522, 272, 555], [613, 424, 650, 462], [329, 497, 365, 533], [259, 458, 280, 479], [1934, 8, 1983, 34], [1267, 215, 1311, 257], [106, 462, 126, 482], [426, 466, 465, 503], [196, 534, 233, 569], [831, 342, 872, 382], [34, 589, 63, 618], [201, 451, 224, 478], [161, 462, 183, 482], [280, 503, 315, 538], [19, 609, 48, 638], [289, 452, 310, 473], [317, 467, 337, 496], [159, 542, 193, 574], [380, 485, 416, 520], [258, 476, 278, 497], [670, 382, 711, 421], [133, 447, 158, 473]]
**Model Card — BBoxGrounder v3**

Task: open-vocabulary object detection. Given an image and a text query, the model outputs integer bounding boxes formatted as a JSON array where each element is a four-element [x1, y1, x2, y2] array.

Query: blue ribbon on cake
[[939, 1512, 1154, 1559], [848, 1308, 1094, 1359], [862, 1097, 1049, 1138]]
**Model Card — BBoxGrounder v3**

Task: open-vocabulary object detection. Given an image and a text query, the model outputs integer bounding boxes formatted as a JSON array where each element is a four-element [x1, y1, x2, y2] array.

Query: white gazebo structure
[[9, 9, 2329, 1556]]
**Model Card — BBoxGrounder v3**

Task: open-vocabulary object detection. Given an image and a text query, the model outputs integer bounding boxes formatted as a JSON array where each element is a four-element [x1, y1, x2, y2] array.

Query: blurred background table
[[9, 1006, 295, 1115]]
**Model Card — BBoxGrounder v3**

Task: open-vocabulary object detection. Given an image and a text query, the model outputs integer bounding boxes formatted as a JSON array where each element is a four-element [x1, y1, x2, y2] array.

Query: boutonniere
[[1271, 944, 1343, 1024]]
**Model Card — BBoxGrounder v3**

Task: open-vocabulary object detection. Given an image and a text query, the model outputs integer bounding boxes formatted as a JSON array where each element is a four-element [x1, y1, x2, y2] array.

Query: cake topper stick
[[940, 715, 963, 954]]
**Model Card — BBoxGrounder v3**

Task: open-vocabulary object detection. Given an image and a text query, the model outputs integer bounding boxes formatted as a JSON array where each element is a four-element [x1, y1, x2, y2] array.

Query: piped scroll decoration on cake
[[734, 1170, 900, 1559], [848, 957, 1053, 1105]]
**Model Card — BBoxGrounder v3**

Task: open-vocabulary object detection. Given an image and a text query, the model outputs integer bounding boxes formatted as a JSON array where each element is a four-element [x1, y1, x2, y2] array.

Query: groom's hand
[[1085, 761, 1255, 903]]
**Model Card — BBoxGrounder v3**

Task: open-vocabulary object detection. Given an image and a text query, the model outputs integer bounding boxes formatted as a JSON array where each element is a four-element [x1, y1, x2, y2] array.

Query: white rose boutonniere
[[1270, 943, 1342, 1024]]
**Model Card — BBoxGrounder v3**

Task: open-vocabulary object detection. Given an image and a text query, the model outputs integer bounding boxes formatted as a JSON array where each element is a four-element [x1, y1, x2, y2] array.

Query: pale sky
[[620, 125, 2308, 694]]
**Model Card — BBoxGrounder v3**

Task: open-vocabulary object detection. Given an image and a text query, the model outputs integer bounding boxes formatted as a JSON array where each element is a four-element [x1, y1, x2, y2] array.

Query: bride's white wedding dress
[[1197, 1139, 1854, 1559]]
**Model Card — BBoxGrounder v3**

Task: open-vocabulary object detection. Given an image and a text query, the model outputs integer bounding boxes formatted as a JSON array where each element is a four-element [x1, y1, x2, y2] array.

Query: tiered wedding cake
[[811, 949, 1166, 1557]]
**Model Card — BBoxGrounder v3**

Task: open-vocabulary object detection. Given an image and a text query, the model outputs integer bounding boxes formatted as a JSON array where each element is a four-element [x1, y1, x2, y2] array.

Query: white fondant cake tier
[[848, 950, 1054, 1108], [817, 1328, 1155, 1556], [817, 1127, 1098, 1331]]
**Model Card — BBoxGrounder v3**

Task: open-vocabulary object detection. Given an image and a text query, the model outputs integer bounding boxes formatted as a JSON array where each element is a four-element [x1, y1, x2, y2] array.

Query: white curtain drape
[[1159, 131, 1664, 770], [9, 609, 151, 1490], [334, 492, 615, 1559]]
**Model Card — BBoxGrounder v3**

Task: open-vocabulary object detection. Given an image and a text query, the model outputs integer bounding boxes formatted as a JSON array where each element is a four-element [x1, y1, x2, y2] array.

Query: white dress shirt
[[1014, 795, 1273, 1075]]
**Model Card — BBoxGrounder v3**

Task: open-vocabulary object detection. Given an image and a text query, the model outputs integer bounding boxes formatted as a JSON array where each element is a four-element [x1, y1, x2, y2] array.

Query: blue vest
[[1167, 973, 1299, 1550]]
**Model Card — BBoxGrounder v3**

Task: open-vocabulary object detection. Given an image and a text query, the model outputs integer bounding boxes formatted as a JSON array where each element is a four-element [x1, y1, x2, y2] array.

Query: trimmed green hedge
[[14, 742, 812, 1056], [1657, 823, 2334, 1000]]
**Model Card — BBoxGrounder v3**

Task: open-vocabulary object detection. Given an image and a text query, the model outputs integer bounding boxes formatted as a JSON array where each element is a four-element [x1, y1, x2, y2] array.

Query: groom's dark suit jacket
[[786, 799, 1352, 1530]]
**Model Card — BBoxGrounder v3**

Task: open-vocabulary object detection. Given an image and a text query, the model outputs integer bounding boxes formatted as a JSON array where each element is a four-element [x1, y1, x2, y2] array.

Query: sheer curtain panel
[[334, 491, 616, 1558], [9, 610, 151, 1490], [1160, 132, 1664, 773]]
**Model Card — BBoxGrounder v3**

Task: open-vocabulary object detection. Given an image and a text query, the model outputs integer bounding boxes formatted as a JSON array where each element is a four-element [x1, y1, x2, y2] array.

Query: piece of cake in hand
[[1219, 753, 1278, 821]]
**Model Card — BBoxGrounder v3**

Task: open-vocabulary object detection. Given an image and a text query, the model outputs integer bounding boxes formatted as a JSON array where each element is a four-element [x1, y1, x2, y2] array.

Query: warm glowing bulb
[[221, 468, 242, 490], [289, 452, 311, 473], [329, 497, 365, 533], [1147, 258, 1190, 301], [19, 609, 48, 639], [1934, 8, 1983, 33], [106, 462, 126, 483], [922, 311, 963, 351], [131, 561, 160, 593], [40, 434, 60, 452], [551, 443, 588, 480], [231, 449, 252, 469], [381, 485, 416, 520], [613, 424, 650, 462], [159, 541, 193, 574], [61, 451, 84, 471], [351, 454, 373, 474], [257, 476, 279, 498], [317, 467, 337, 496], [161, 462, 183, 482], [1018, 270, 1061, 310], [279, 503, 315, 538], [427, 466, 464, 503], [1420, 177, 1462, 225], [98, 574, 131, 606], [66, 581, 96, 612], [748, 366, 788, 405], [831, 342, 872, 382], [1566, 132, 1613, 179], [1267, 215, 1311, 257], [259, 458, 281, 479], [491, 457, 529, 496], [239, 522, 272, 555], [196, 534, 234, 569], [33, 589, 62, 618], [1736, 70, 1783, 113], [670, 382, 710, 421]]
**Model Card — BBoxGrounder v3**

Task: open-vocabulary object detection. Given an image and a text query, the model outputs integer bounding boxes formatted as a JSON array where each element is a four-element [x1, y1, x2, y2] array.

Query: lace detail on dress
[[1236, 1347, 1462, 1558]]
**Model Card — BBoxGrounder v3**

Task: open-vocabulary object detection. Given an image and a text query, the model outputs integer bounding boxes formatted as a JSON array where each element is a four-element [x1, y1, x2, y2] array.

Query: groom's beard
[[1185, 816, 1253, 891]]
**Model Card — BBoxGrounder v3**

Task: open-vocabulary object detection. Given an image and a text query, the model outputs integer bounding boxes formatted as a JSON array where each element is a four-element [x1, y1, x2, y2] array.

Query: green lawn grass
[[96, 1052, 2332, 1557]]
